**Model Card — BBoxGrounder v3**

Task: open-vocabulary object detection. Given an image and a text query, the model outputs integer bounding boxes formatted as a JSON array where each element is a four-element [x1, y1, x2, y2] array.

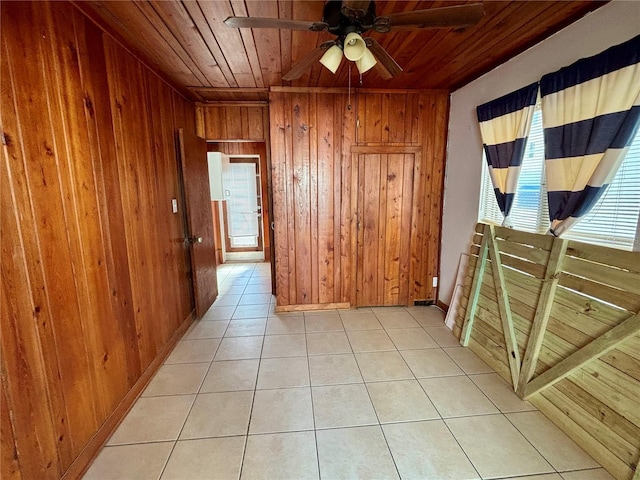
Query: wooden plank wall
[[1, 2, 196, 478], [454, 224, 640, 480], [269, 90, 354, 308], [356, 91, 449, 303], [269, 88, 448, 309], [196, 104, 269, 141]]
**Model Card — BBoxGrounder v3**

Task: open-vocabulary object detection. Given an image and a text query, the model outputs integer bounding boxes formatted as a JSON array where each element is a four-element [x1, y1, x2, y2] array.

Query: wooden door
[[178, 128, 218, 318], [354, 147, 421, 307]]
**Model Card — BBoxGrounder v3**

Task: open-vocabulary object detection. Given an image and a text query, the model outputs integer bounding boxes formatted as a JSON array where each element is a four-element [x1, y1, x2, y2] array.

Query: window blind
[[563, 126, 640, 249]]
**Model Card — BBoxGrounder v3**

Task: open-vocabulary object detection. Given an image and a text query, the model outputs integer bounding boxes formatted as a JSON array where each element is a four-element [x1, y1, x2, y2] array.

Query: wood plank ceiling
[[76, 1, 607, 102]]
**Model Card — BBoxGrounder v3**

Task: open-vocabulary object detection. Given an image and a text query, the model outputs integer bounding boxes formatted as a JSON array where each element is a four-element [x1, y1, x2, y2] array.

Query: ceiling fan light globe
[[319, 45, 343, 74], [343, 32, 366, 61], [356, 47, 377, 74]]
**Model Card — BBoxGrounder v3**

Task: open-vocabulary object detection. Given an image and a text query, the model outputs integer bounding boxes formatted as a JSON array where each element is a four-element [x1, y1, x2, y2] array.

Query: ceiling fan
[[224, 0, 484, 81]]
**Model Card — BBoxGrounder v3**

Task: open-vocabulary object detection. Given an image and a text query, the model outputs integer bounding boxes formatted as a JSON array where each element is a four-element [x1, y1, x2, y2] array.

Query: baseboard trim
[[275, 302, 351, 312], [437, 300, 449, 312], [62, 310, 195, 480]]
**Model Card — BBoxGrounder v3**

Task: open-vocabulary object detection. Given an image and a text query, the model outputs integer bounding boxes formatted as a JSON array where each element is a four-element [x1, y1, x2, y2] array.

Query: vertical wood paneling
[[309, 94, 319, 304], [226, 107, 243, 139], [386, 154, 403, 304], [1, 1, 196, 477], [1, 371, 21, 480], [5, 2, 98, 461], [424, 92, 449, 301], [291, 93, 312, 304], [284, 93, 298, 304], [54, 3, 145, 429], [340, 94, 355, 304], [270, 90, 357, 309], [355, 150, 416, 307], [359, 153, 382, 306], [316, 94, 335, 304], [76, 14, 141, 393], [356, 91, 448, 304], [394, 154, 414, 304], [1, 151, 63, 479], [71, 6, 133, 416], [197, 105, 267, 141], [270, 88, 448, 310], [375, 154, 388, 306], [412, 94, 428, 302], [1, 8, 68, 476], [105, 37, 159, 369], [270, 93, 290, 305]]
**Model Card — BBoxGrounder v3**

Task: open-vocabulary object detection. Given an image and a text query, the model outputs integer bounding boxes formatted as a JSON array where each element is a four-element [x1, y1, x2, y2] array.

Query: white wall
[[439, 0, 640, 305]]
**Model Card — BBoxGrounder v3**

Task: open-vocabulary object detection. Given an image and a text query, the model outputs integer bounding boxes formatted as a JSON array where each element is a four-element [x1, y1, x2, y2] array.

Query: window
[[479, 106, 640, 250]]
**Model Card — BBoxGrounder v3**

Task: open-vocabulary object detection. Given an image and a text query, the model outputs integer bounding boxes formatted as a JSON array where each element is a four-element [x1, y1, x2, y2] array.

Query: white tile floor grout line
[[86, 262, 612, 480], [304, 323, 323, 479], [237, 323, 265, 480], [155, 326, 226, 479], [346, 327, 404, 480]]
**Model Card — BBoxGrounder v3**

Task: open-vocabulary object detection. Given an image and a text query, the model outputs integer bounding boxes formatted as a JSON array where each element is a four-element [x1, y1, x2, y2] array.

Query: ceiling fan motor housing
[[322, 0, 377, 38]]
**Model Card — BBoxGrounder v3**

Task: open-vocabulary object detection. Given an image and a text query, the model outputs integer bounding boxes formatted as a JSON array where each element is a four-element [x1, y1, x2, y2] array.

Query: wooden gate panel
[[456, 223, 640, 480]]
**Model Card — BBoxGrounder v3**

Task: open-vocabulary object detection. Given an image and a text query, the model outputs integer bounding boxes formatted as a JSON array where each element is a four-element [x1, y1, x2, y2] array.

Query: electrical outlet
[[432, 277, 438, 287]]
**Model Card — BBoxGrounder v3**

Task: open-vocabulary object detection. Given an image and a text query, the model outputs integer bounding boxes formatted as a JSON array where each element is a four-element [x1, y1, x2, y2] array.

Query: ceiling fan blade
[[381, 3, 484, 30], [282, 44, 333, 81], [224, 17, 328, 32], [365, 38, 402, 79]]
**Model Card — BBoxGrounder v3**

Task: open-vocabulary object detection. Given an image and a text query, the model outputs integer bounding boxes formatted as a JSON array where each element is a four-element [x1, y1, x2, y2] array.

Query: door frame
[[206, 142, 274, 286], [221, 156, 264, 254], [351, 145, 422, 307]]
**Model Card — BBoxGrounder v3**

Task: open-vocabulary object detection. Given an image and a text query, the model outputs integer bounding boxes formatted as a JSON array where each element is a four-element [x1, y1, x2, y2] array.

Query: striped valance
[[477, 83, 538, 226]]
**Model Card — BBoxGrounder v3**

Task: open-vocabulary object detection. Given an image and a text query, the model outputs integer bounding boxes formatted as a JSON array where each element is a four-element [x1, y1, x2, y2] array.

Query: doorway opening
[[207, 142, 274, 268], [222, 156, 264, 260]]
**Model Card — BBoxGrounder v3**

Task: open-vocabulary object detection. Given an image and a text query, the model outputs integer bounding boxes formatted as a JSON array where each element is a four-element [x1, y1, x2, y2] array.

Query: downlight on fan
[[356, 48, 377, 74], [319, 32, 377, 75], [319, 45, 343, 74], [343, 32, 366, 61], [224, 0, 484, 81]]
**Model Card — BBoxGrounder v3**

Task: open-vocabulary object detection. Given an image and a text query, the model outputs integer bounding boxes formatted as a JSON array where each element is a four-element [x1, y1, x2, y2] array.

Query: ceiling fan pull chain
[[348, 64, 352, 110]]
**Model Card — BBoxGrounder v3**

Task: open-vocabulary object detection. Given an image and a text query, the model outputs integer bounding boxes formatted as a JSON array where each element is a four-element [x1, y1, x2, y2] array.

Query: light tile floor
[[84, 262, 614, 480]]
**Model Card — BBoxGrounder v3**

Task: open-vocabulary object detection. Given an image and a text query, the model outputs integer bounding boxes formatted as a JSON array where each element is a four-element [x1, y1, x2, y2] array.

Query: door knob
[[188, 236, 204, 244]]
